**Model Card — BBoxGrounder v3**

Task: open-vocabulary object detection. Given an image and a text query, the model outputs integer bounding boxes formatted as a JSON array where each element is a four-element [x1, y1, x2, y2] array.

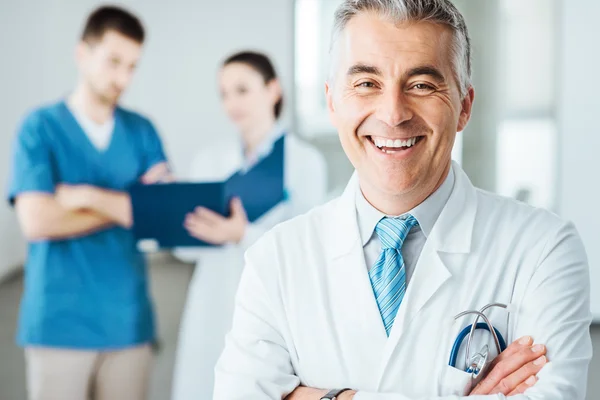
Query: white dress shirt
[[356, 167, 455, 285]]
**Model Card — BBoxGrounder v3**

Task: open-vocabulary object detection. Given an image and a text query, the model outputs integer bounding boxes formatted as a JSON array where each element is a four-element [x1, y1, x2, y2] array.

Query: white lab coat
[[214, 162, 593, 400], [171, 132, 328, 400]]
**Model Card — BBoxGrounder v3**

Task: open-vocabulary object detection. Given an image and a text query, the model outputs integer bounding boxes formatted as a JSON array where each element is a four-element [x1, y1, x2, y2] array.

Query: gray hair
[[330, 0, 472, 96]]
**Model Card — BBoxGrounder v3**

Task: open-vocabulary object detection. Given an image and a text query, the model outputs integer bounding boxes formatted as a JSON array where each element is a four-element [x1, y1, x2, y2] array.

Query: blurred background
[[0, 0, 598, 399]]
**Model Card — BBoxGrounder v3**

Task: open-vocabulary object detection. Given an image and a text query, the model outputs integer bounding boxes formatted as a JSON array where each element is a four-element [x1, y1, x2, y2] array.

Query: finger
[[144, 162, 169, 182], [185, 224, 225, 245], [508, 375, 538, 396], [490, 356, 546, 395], [141, 162, 170, 184], [184, 213, 215, 229], [471, 344, 546, 395], [470, 337, 532, 395], [194, 207, 228, 224], [161, 173, 176, 183], [184, 219, 213, 240], [230, 197, 247, 218], [491, 336, 533, 366]]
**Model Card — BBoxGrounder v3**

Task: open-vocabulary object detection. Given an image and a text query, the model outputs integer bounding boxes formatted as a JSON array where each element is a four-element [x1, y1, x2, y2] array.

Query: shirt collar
[[355, 165, 456, 246], [242, 123, 285, 169]]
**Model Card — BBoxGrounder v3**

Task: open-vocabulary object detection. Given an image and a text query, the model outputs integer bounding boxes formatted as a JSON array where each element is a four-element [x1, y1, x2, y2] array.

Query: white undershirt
[[67, 102, 115, 151]]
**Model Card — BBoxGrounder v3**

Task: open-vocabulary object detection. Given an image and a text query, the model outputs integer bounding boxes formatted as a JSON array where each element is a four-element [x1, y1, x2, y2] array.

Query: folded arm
[[14, 163, 172, 241], [68, 185, 133, 228], [214, 221, 592, 400], [290, 222, 593, 400], [15, 193, 113, 241]]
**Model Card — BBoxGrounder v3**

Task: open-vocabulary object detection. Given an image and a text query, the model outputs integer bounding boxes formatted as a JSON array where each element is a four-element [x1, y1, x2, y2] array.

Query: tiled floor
[[0, 255, 598, 399]]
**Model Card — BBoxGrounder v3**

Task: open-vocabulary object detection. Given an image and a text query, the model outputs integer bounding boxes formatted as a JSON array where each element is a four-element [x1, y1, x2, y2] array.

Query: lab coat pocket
[[439, 365, 473, 396]]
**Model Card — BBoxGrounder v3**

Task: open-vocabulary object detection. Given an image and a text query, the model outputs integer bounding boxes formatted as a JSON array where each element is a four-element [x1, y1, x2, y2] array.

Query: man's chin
[[360, 170, 415, 195], [376, 172, 419, 196], [100, 93, 120, 106]]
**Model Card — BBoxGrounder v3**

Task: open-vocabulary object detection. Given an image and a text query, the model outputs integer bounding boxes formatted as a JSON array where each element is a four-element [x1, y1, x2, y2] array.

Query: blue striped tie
[[369, 215, 418, 336]]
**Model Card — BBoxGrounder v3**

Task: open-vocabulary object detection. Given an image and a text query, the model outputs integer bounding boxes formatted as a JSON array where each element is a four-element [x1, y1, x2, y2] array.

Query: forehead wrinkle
[[333, 15, 456, 82]]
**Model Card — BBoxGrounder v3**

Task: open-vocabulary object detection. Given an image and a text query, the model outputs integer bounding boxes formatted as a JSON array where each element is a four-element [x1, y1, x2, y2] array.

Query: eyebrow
[[347, 63, 382, 76], [406, 65, 446, 83], [346, 63, 446, 83]]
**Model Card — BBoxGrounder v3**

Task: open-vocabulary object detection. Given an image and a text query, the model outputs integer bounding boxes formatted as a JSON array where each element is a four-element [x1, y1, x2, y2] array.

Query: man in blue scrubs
[[7, 6, 170, 400]]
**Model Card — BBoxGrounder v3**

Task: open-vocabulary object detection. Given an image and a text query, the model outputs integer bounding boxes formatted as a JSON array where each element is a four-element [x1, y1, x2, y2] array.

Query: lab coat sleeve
[[353, 394, 510, 400], [214, 243, 300, 399], [508, 221, 593, 399], [172, 246, 225, 264]]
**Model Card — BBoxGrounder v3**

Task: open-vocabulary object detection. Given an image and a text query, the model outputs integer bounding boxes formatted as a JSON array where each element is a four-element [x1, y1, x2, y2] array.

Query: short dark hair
[[81, 5, 145, 44], [223, 51, 283, 119]]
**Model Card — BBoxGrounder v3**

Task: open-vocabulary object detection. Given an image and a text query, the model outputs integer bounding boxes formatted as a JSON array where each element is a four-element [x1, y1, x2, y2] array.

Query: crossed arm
[[214, 222, 592, 400], [287, 338, 547, 399], [15, 162, 171, 241]]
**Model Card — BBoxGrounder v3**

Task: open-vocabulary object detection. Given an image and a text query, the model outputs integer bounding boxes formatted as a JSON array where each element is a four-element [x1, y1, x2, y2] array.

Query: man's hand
[[272, 337, 546, 400], [184, 197, 248, 245], [141, 161, 173, 184], [55, 184, 95, 211], [469, 336, 547, 396], [286, 387, 356, 400]]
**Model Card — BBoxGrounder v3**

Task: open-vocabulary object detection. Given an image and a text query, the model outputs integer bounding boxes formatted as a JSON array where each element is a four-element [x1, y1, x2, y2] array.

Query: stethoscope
[[448, 303, 510, 382]]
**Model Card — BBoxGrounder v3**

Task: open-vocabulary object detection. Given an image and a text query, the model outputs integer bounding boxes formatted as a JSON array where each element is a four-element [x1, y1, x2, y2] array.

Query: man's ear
[[325, 80, 337, 127], [457, 86, 475, 132]]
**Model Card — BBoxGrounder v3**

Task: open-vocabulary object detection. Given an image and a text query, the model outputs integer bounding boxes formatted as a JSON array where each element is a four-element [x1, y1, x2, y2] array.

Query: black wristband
[[320, 388, 353, 400]]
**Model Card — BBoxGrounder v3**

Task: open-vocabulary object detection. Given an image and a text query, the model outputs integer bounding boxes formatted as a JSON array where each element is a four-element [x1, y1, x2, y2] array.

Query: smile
[[367, 135, 425, 154]]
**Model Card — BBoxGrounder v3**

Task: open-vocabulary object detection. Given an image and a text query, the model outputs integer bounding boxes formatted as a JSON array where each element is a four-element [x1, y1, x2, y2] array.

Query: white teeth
[[372, 136, 419, 149]]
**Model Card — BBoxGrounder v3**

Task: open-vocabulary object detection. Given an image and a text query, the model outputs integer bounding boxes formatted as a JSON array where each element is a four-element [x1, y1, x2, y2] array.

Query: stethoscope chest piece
[[467, 344, 490, 385]]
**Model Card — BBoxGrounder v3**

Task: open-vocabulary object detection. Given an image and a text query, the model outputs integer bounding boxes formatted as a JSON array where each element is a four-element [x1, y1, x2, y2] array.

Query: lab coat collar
[[429, 161, 478, 254], [328, 161, 478, 259], [355, 166, 455, 246]]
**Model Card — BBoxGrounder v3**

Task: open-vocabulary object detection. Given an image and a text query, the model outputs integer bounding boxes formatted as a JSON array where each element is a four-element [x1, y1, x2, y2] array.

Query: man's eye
[[412, 83, 434, 91], [357, 81, 376, 88]]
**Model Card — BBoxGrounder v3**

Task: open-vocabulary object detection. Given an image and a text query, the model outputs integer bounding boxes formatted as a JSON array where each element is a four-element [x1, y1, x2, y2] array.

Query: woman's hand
[[184, 197, 248, 245]]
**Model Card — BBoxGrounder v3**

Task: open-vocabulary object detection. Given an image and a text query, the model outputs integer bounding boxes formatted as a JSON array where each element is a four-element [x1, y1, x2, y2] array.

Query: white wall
[[453, 0, 500, 192], [0, 0, 294, 279], [558, 0, 600, 320]]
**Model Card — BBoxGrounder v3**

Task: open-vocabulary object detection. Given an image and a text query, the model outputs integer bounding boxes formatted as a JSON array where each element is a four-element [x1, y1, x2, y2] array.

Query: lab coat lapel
[[325, 173, 388, 382], [379, 162, 479, 373], [379, 237, 452, 372]]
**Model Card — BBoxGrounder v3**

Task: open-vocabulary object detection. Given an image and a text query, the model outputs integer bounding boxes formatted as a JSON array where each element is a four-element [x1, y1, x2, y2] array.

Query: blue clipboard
[[130, 136, 285, 248]]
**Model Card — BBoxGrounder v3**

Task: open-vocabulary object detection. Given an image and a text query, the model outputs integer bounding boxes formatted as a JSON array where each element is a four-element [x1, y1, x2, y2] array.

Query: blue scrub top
[[6, 100, 167, 350]]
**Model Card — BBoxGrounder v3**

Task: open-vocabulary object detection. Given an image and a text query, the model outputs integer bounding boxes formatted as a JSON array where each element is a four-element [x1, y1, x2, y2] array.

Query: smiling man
[[214, 1, 592, 399]]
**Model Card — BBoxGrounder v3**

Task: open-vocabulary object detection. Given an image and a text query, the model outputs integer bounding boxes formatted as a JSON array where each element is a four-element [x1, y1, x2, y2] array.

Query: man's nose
[[375, 87, 413, 127]]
